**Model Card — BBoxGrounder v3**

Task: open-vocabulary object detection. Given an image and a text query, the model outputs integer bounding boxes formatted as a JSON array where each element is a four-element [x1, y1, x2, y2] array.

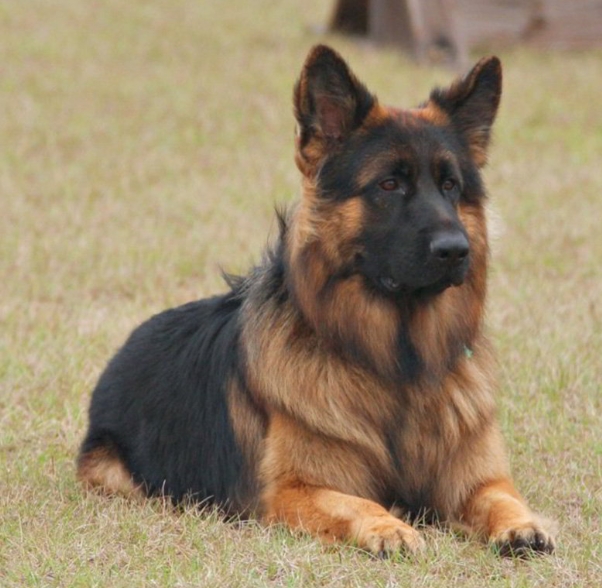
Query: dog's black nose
[[429, 232, 469, 266]]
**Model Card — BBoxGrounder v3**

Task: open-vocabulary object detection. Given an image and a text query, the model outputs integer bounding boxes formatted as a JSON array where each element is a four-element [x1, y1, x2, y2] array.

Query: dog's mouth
[[378, 272, 465, 297], [379, 276, 402, 292], [415, 278, 459, 298], [356, 250, 468, 299]]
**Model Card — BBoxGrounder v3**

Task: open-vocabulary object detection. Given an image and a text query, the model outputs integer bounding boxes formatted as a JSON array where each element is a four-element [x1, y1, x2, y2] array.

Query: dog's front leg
[[461, 478, 555, 556], [259, 412, 424, 555], [263, 482, 425, 556]]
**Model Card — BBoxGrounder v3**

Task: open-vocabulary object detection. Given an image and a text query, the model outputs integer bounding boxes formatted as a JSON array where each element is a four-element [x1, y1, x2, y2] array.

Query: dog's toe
[[493, 524, 555, 558]]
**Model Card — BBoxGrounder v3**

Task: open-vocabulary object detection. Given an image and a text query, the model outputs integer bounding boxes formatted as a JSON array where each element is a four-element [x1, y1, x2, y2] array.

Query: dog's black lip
[[377, 274, 464, 297], [419, 272, 468, 295], [379, 276, 402, 292]]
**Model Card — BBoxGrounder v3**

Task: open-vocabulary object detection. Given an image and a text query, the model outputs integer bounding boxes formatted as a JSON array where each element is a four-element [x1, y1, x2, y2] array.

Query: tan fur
[[240, 89, 555, 554], [264, 481, 425, 554], [284, 194, 400, 374], [81, 47, 554, 557], [227, 378, 265, 469], [362, 101, 393, 127], [431, 55, 502, 168], [355, 147, 414, 191], [260, 415, 423, 554], [461, 478, 556, 551], [467, 137, 490, 168], [226, 378, 266, 514], [410, 202, 489, 375], [77, 447, 142, 498], [242, 304, 397, 462], [261, 412, 388, 503], [412, 103, 450, 126]]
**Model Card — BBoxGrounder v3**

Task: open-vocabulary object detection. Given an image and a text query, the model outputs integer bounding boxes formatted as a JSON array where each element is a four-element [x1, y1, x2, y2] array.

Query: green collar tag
[[464, 346, 473, 359]]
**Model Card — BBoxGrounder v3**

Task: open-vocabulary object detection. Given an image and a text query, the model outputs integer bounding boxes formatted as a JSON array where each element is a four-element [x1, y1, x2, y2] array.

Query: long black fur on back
[[79, 289, 253, 510]]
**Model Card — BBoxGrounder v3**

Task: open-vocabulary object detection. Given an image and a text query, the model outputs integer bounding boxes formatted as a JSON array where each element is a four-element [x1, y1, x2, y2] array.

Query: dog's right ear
[[294, 45, 375, 170], [429, 56, 502, 168]]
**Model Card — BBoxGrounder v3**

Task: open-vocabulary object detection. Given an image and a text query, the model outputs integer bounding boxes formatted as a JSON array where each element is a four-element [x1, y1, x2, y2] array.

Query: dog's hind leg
[[77, 444, 142, 498]]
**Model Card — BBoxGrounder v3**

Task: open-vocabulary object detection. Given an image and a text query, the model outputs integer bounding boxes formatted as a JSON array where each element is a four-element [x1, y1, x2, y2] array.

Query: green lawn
[[1, 1, 601, 586]]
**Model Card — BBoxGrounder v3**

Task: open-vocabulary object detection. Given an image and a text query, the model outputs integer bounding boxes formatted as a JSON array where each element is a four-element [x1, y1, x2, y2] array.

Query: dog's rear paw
[[492, 521, 555, 557], [356, 515, 426, 557]]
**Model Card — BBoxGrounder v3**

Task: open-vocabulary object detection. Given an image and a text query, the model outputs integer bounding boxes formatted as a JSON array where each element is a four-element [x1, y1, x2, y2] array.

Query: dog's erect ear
[[294, 45, 375, 154], [430, 56, 502, 167]]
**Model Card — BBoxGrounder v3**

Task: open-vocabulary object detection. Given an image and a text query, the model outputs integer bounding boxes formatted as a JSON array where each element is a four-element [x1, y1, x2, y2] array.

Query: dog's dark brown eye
[[442, 179, 456, 192], [379, 179, 399, 191]]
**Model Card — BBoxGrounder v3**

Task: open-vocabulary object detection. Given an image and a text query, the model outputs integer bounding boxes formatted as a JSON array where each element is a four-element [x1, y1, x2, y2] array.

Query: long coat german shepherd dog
[[78, 45, 555, 557]]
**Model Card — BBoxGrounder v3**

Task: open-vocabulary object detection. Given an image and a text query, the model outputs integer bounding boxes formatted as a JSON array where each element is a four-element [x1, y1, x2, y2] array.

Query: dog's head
[[293, 45, 502, 300]]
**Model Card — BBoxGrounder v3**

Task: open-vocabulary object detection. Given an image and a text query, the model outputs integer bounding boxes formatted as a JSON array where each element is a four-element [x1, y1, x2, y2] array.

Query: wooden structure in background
[[455, 0, 602, 50], [330, 0, 467, 67], [329, 0, 602, 68]]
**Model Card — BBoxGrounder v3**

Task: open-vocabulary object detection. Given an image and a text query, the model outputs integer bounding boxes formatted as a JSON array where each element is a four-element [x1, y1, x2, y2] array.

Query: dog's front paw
[[491, 520, 556, 557], [355, 515, 426, 557]]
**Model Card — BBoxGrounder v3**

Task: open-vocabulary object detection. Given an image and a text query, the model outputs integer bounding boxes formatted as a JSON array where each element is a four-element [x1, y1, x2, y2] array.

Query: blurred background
[[1, 1, 601, 586], [330, 0, 602, 68]]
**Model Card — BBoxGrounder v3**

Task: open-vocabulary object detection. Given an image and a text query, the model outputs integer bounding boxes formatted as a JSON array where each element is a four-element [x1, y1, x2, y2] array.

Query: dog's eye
[[441, 178, 457, 192], [379, 179, 399, 191]]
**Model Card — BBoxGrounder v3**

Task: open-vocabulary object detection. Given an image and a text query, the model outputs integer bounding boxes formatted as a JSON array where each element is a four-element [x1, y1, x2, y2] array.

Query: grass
[[1, 0, 601, 585]]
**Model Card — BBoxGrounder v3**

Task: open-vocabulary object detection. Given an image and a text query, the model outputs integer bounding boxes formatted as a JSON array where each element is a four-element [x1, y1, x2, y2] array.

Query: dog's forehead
[[382, 102, 450, 128], [353, 104, 459, 172]]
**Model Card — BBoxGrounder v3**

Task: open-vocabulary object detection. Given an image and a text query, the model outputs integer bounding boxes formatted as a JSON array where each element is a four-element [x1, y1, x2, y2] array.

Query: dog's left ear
[[294, 45, 375, 167], [430, 56, 502, 167]]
